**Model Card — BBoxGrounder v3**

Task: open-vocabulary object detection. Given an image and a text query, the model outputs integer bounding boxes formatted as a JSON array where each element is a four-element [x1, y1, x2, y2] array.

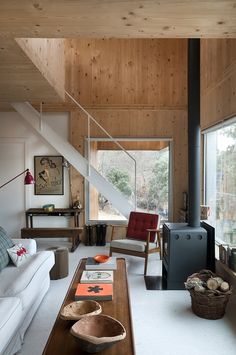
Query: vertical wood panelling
[[201, 39, 236, 129], [65, 39, 187, 108], [67, 38, 188, 223]]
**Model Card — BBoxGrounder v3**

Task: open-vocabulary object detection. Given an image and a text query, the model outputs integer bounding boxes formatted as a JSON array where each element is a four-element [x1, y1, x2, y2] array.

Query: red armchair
[[109, 211, 161, 275]]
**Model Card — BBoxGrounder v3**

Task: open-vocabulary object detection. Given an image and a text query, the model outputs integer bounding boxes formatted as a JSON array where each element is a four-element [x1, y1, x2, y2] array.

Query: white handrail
[[39, 102, 43, 130], [65, 90, 137, 209], [87, 114, 91, 176]]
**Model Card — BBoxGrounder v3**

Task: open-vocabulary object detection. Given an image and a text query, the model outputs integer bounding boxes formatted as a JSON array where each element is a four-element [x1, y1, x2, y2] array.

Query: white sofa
[[0, 239, 55, 355]]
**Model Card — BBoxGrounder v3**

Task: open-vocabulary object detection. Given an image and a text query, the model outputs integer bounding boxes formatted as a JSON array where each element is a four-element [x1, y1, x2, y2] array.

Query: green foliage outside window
[[106, 168, 132, 198], [96, 148, 169, 219]]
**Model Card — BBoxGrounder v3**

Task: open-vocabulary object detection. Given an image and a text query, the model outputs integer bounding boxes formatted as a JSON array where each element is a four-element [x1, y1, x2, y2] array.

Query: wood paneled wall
[[66, 39, 188, 223], [201, 39, 236, 129], [65, 39, 187, 108]]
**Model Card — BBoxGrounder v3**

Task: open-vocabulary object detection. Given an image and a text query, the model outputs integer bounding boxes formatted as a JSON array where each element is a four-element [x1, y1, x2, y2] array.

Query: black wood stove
[[161, 39, 215, 290]]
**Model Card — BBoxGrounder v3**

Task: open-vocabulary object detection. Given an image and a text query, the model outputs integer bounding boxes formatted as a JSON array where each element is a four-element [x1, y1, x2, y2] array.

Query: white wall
[[0, 111, 70, 237]]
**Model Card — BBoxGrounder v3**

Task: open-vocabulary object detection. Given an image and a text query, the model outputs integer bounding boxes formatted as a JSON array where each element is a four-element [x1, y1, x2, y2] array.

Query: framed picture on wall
[[34, 156, 64, 195]]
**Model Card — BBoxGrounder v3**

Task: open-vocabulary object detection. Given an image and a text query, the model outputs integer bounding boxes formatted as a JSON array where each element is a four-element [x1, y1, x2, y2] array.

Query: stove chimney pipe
[[188, 39, 200, 227]]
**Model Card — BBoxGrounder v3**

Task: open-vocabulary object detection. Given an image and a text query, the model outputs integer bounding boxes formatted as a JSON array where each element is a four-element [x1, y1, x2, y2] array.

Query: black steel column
[[188, 39, 200, 227]]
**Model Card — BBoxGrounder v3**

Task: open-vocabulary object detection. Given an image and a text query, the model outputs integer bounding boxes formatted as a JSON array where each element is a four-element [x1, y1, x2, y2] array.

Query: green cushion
[[0, 227, 14, 271]]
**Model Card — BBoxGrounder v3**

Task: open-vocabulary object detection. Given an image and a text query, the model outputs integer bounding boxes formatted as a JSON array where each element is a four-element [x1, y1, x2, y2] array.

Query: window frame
[[203, 116, 236, 246], [84, 137, 173, 225]]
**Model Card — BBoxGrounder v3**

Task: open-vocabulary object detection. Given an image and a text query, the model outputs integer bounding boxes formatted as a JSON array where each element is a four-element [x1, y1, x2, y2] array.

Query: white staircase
[[11, 102, 133, 219]]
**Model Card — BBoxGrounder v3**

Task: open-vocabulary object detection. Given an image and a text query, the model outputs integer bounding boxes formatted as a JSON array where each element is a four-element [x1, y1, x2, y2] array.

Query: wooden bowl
[[70, 314, 126, 353], [60, 300, 102, 320], [93, 254, 110, 263]]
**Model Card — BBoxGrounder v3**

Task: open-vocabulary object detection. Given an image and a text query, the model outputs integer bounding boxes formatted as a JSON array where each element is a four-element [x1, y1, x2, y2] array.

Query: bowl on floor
[[70, 314, 126, 353]]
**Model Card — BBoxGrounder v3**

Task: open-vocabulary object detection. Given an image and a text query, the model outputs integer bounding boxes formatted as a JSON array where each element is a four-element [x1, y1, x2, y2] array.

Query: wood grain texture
[[65, 39, 187, 108], [201, 39, 236, 129], [0, 1, 235, 38], [43, 258, 135, 355], [0, 2, 235, 109], [0, 39, 62, 104], [66, 38, 188, 222], [16, 38, 66, 100]]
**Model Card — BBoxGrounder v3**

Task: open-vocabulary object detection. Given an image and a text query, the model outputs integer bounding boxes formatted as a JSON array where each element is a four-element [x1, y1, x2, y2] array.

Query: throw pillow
[[7, 244, 31, 267], [0, 226, 14, 271]]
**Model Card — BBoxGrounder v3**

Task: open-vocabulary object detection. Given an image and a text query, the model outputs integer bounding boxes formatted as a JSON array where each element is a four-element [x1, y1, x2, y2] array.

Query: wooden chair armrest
[[145, 229, 162, 252]]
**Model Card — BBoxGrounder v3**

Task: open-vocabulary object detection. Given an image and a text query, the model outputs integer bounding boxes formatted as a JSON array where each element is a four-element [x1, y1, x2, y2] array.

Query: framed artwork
[[34, 156, 64, 195]]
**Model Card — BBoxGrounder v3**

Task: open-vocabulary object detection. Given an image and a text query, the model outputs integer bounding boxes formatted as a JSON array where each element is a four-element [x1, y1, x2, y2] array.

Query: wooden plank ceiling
[[1, 1, 236, 38], [0, 0, 236, 111]]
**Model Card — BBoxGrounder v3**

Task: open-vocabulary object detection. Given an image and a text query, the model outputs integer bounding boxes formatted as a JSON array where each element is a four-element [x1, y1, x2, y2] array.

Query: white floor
[[17, 241, 236, 355]]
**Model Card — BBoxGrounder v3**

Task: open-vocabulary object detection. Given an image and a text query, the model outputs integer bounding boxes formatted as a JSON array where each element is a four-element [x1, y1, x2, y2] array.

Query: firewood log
[[220, 281, 230, 292], [206, 278, 219, 290], [213, 277, 224, 286]]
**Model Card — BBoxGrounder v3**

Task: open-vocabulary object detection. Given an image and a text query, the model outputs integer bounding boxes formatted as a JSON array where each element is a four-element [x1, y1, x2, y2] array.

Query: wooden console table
[[43, 258, 135, 355], [25, 208, 82, 228], [22, 208, 83, 252]]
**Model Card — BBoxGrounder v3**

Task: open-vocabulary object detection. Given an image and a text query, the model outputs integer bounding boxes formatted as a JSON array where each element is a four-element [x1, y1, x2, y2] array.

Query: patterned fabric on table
[[0, 226, 14, 271]]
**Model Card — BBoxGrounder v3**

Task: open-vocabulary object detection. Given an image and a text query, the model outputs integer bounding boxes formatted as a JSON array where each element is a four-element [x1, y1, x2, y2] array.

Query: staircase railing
[[12, 101, 133, 218], [65, 90, 137, 210]]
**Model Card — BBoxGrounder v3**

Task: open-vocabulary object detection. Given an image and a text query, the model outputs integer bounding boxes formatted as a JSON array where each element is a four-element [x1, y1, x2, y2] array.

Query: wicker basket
[[187, 270, 232, 320]]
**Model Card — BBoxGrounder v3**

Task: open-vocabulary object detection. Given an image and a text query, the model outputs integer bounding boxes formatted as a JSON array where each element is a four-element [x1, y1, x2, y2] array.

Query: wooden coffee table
[[43, 258, 135, 355]]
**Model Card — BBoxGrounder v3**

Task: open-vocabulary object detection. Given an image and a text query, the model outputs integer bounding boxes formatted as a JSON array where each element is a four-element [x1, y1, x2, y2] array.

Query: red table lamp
[[0, 169, 34, 189]]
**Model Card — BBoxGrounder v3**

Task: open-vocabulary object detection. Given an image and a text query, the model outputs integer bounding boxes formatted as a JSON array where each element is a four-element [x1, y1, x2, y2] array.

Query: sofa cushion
[[0, 226, 14, 271], [0, 251, 55, 309], [7, 244, 31, 267], [12, 238, 37, 255], [0, 297, 22, 354]]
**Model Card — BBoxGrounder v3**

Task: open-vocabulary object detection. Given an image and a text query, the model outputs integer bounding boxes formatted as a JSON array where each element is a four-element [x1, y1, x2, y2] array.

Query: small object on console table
[[42, 204, 55, 212]]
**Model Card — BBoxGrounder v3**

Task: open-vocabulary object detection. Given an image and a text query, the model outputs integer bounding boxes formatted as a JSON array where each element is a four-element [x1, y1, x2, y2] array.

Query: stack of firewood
[[185, 270, 230, 294], [185, 269, 232, 319]]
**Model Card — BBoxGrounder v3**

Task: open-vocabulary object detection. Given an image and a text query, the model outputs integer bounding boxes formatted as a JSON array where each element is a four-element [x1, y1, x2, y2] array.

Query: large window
[[87, 140, 170, 222], [204, 120, 236, 245]]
